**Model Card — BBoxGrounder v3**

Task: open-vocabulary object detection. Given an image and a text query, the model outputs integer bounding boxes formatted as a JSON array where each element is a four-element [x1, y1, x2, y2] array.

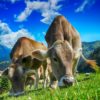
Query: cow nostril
[[63, 79, 68, 84], [63, 79, 73, 86]]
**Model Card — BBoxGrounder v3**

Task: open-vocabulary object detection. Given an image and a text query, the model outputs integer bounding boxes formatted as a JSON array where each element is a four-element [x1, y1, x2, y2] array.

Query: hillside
[[0, 44, 10, 62], [0, 44, 11, 70], [78, 41, 100, 72], [82, 41, 100, 57]]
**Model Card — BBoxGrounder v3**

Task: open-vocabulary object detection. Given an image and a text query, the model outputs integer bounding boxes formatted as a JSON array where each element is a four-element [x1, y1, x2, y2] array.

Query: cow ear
[[32, 50, 48, 61]]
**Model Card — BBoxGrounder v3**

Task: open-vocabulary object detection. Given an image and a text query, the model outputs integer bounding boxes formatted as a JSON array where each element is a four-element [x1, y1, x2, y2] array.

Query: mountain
[[0, 44, 11, 61], [78, 41, 100, 72], [82, 41, 100, 58], [0, 44, 11, 70], [90, 47, 100, 66]]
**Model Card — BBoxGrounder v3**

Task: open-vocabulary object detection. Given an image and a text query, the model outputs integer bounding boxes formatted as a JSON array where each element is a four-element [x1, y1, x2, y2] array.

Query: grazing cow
[[2, 37, 49, 96], [32, 15, 97, 88]]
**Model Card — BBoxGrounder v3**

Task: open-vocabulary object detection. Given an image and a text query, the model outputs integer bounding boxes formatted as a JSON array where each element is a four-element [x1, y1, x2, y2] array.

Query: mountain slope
[[82, 41, 100, 57], [78, 41, 100, 72], [0, 44, 11, 70], [0, 44, 10, 61]]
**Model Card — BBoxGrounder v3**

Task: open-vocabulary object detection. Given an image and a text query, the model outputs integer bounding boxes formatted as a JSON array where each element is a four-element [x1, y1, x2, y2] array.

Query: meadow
[[0, 73, 100, 100]]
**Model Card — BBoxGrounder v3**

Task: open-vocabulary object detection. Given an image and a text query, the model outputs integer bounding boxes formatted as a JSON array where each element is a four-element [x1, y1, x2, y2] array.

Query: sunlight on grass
[[0, 73, 100, 100]]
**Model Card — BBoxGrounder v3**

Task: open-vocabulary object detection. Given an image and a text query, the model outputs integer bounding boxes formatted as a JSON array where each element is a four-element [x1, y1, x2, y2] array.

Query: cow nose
[[63, 77, 74, 86]]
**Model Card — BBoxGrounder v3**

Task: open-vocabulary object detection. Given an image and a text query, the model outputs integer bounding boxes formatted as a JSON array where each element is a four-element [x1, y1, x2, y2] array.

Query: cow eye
[[53, 57, 58, 62]]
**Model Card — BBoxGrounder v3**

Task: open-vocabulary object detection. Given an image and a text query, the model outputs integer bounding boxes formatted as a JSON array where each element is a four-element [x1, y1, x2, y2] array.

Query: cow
[[2, 37, 49, 96], [31, 15, 97, 88]]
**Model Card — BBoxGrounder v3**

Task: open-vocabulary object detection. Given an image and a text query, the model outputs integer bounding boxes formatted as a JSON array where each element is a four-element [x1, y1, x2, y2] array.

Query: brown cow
[[32, 15, 97, 88], [2, 37, 49, 96]]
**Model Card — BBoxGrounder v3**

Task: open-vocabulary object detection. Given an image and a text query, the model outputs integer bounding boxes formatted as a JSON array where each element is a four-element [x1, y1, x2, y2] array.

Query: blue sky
[[0, 0, 100, 48]]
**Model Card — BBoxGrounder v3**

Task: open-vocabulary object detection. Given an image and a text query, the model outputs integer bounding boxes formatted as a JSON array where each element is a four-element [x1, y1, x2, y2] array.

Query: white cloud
[[16, 0, 63, 24], [75, 0, 96, 13], [40, 11, 60, 24], [0, 21, 34, 48], [0, 21, 12, 35], [75, 0, 88, 12]]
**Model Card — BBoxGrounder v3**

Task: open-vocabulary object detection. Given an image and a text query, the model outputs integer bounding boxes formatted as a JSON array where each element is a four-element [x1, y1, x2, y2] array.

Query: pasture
[[0, 73, 100, 100]]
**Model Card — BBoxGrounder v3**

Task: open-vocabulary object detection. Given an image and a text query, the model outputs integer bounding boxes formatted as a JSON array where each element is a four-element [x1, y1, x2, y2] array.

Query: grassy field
[[0, 73, 100, 100]]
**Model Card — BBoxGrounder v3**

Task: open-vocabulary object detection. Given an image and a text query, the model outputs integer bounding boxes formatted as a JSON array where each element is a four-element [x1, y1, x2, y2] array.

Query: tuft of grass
[[0, 76, 10, 94], [0, 73, 100, 100]]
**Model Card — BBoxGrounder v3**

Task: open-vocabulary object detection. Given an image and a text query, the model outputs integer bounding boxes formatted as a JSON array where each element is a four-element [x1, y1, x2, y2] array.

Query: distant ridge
[[0, 44, 11, 70], [82, 41, 100, 57], [0, 41, 100, 71], [78, 41, 100, 72]]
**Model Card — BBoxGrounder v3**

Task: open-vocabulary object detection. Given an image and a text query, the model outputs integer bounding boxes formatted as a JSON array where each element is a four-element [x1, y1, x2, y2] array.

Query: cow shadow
[[0, 87, 48, 99], [25, 88, 43, 94], [77, 77, 91, 82]]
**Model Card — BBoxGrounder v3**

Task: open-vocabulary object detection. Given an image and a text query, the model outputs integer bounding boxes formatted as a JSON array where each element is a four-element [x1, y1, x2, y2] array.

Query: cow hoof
[[50, 83, 58, 89], [50, 85, 57, 89], [50, 81, 58, 89]]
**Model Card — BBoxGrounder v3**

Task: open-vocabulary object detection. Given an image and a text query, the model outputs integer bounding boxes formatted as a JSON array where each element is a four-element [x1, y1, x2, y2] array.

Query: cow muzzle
[[58, 76, 74, 87]]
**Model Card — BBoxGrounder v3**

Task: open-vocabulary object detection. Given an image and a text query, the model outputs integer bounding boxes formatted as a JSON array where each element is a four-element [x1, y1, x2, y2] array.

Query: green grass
[[0, 73, 100, 100]]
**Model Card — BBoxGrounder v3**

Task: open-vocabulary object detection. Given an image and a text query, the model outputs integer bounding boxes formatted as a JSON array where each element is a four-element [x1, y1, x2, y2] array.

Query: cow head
[[8, 63, 25, 96], [32, 40, 74, 87], [2, 62, 35, 96]]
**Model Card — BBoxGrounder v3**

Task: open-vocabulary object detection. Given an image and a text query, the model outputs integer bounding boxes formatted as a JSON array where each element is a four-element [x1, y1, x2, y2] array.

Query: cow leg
[[49, 74, 58, 89], [73, 56, 80, 77], [29, 80, 34, 89], [44, 67, 50, 88], [43, 70, 47, 88], [34, 69, 39, 89], [42, 60, 48, 88]]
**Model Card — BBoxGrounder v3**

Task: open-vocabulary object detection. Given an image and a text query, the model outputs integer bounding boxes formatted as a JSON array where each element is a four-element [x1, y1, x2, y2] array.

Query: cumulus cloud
[[0, 21, 12, 35], [16, 0, 63, 24], [0, 21, 34, 48], [75, 0, 96, 13]]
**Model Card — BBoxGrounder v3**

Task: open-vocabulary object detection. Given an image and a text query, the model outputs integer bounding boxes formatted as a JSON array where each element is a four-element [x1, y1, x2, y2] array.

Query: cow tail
[[81, 53, 100, 72]]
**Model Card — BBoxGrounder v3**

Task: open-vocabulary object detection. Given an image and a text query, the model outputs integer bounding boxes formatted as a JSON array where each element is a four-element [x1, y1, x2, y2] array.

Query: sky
[[0, 0, 100, 48]]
